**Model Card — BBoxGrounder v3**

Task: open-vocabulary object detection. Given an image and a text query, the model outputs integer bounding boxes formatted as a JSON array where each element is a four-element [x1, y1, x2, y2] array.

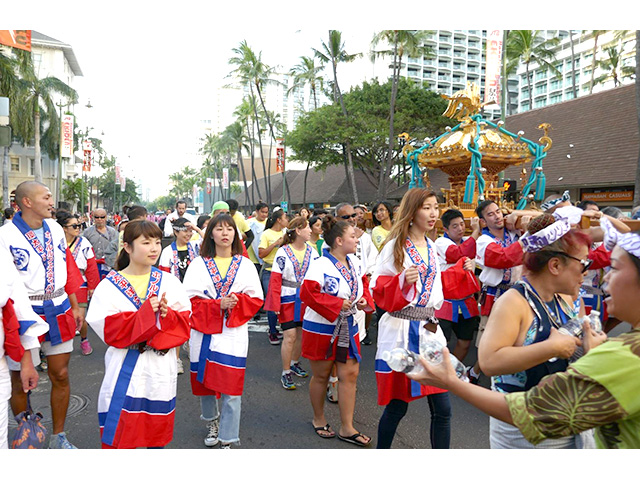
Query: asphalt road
[[11, 316, 630, 450]]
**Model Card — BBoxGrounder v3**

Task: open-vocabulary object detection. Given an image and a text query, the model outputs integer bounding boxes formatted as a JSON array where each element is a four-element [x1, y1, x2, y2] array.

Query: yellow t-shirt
[[372, 225, 390, 252], [291, 244, 306, 264], [259, 229, 285, 270], [248, 219, 267, 264], [233, 212, 250, 234], [121, 272, 152, 301], [213, 256, 232, 278], [417, 246, 429, 262]]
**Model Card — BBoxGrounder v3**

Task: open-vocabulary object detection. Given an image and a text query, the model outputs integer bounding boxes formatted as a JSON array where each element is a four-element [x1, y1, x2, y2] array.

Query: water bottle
[[420, 335, 469, 382], [550, 311, 603, 362], [381, 348, 425, 375]]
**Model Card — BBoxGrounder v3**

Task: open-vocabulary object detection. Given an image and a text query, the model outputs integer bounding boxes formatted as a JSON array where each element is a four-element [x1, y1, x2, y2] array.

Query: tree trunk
[[238, 147, 249, 209], [34, 105, 43, 182], [303, 160, 310, 206], [569, 30, 577, 99], [378, 34, 399, 201], [245, 118, 260, 206], [254, 118, 270, 205], [501, 30, 509, 120], [589, 33, 600, 95], [3, 146, 9, 208], [526, 62, 532, 109], [633, 31, 640, 207]]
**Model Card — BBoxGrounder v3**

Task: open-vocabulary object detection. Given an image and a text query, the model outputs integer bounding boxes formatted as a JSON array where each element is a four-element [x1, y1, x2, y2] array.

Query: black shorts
[[438, 315, 480, 341], [280, 320, 302, 331]]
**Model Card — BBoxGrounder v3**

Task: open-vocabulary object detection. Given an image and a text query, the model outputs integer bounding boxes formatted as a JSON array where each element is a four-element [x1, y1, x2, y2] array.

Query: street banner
[[0, 30, 31, 51], [61, 114, 74, 158], [222, 168, 229, 190], [121, 173, 126, 192], [115, 165, 121, 185], [484, 29, 503, 107], [193, 184, 198, 202], [276, 139, 285, 173], [82, 150, 92, 172], [206, 177, 212, 195]]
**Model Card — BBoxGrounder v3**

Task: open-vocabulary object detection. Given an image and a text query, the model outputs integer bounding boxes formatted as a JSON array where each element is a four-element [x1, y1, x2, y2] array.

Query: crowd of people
[[1, 180, 639, 450]]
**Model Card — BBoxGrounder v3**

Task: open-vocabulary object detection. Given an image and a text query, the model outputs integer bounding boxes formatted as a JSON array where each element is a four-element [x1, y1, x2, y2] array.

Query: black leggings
[[376, 393, 452, 449]]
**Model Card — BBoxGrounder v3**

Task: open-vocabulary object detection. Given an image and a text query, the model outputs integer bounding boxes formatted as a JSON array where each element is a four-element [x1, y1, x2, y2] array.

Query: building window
[[10, 156, 20, 172], [30, 158, 35, 176], [550, 94, 562, 104], [535, 84, 547, 95]]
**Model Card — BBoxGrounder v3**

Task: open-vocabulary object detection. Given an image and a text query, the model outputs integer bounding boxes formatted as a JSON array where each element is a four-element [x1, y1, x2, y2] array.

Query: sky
[[8, 0, 637, 201]]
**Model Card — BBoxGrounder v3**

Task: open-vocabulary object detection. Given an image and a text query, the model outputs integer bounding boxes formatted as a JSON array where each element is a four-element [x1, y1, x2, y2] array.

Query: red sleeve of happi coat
[[372, 272, 415, 312], [242, 242, 249, 259], [300, 279, 344, 322], [226, 293, 263, 328], [483, 242, 523, 269], [2, 300, 25, 363], [264, 271, 282, 312], [103, 299, 160, 348], [445, 237, 476, 264], [589, 244, 611, 270], [360, 275, 375, 312], [65, 248, 84, 295], [159, 266, 171, 273], [190, 297, 225, 334], [85, 256, 101, 290], [146, 307, 191, 350]]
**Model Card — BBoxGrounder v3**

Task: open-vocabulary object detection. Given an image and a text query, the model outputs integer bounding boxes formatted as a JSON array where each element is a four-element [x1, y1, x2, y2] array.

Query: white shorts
[[6, 339, 73, 371]]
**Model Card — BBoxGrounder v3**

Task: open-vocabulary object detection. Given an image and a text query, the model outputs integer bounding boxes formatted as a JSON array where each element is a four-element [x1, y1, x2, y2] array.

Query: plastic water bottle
[[420, 335, 469, 382], [381, 348, 425, 375], [550, 311, 603, 362]]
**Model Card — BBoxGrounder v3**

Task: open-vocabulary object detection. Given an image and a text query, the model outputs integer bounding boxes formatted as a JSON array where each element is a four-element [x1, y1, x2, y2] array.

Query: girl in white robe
[[183, 214, 263, 449], [86, 220, 191, 449]]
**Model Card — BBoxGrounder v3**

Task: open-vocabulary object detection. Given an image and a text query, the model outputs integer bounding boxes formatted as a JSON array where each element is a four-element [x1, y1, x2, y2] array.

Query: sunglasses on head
[[66, 224, 81, 229], [93, 215, 106, 219], [340, 213, 357, 220]]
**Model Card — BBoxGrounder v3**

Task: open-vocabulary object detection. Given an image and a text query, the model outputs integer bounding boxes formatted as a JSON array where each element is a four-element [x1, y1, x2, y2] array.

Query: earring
[[409, 221, 413, 227]]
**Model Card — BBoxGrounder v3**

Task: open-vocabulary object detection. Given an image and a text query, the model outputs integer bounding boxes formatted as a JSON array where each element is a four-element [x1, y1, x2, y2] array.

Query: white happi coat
[[0, 215, 78, 345], [183, 255, 263, 396], [86, 269, 191, 448]]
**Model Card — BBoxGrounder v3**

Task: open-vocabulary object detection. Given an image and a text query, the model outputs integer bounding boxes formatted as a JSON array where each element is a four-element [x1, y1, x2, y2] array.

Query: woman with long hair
[[259, 208, 289, 345], [56, 210, 100, 356], [308, 215, 325, 256], [371, 189, 451, 449], [183, 214, 263, 449], [300, 215, 375, 446], [407, 216, 640, 449], [265, 217, 319, 390], [371, 201, 394, 252], [86, 220, 192, 448]]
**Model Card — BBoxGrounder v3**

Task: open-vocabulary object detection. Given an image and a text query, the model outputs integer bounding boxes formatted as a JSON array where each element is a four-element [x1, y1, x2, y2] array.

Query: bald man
[[0, 181, 84, 448], [83, 207, 118, 278]]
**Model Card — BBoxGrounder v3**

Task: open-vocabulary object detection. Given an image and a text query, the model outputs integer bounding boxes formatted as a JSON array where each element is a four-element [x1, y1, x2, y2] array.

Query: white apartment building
[[2, 31, 83, 205], [514, 30, 636, 112], [369, 30, 519, 119]]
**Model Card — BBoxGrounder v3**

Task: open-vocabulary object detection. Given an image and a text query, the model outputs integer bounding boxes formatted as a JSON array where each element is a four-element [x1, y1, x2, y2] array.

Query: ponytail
[[321, 215, 349, 249], [282, 217, 308, 246]]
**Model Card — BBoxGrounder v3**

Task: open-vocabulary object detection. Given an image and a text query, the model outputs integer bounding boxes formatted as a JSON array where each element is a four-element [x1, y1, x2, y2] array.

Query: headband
[[552, 205, 583, 225], [520, 219, 572, 252], [172, 225, 190, 232], [541, 190, 571, 212], [600, 216, 640, 258]]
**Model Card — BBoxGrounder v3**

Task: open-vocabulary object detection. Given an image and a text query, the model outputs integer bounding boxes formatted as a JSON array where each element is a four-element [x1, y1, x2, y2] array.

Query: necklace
[[521, 280, 563, 329]]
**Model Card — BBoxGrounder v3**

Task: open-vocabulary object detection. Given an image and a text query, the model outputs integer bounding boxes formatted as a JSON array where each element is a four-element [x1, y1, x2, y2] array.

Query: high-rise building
[[513, 30, 636, 113]]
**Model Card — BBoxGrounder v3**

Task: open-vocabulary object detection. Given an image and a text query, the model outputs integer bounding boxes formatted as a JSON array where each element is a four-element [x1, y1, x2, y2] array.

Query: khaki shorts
[[6, 339, 73, 371]]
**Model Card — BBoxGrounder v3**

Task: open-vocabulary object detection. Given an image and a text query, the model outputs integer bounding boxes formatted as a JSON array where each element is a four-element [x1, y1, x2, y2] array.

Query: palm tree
[[222, 121, 250, 206], [62, 177, 88, 212], [234, 98, 261, 206], [228, 41, 279, 205], [505, 31, 561, 109], [289, 55, 325, 206], [568, 30, 578, 99], [13, 50, 77, 183], [593, 45, 635, 87], [314, 30, 361, 204], [371, 30, 434, 200], [588, 30, 608, 94]]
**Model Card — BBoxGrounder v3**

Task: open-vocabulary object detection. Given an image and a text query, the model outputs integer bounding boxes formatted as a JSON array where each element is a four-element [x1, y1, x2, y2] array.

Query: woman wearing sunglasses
[[56, 210, 101, 356], [473, 213, 601, 448]]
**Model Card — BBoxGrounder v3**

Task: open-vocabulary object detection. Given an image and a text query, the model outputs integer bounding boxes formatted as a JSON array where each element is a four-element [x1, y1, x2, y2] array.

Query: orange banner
[[0, 30, 31, 51]]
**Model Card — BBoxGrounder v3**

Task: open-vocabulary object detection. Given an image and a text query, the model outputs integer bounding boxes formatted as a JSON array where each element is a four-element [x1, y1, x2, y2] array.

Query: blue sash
[[404, 237, 437, 307], [13, 212, 56, 295], [283, 244, 313, 322], [101, 267, 163, 446]]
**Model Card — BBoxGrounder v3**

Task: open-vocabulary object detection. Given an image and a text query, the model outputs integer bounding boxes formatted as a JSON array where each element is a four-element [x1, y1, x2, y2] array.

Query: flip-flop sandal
[[337, 432, 371, 447], [312, 423, 336, 439]]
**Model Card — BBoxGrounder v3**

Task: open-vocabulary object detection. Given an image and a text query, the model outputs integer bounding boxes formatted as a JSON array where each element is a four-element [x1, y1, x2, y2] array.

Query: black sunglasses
[[66, 224, 81, 229], [93, 215, 106, 219], [340, 213, 357, 220], [554, 252, 593, 273]]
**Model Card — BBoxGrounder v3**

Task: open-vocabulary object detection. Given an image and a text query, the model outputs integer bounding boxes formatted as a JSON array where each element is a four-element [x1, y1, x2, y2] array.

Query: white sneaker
[[49, 432, 77, 449], [176, 358, 184, 375], [204, 418, 220, 447]]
